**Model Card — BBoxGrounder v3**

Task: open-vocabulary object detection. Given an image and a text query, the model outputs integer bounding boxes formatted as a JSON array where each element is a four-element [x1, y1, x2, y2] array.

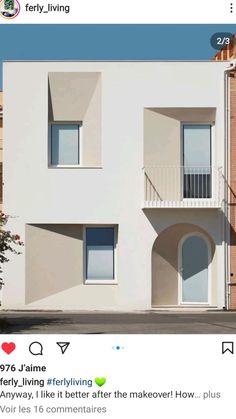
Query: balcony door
[[183, 124, 211, 199]]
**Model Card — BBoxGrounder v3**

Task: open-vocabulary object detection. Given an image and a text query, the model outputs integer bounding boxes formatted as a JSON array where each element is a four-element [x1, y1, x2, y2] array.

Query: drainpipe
[[224, 59, 236, 310]]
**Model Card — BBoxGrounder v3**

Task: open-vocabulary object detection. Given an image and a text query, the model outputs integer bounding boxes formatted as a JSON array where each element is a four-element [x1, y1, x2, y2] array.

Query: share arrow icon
[[56, 342, 70, 354]]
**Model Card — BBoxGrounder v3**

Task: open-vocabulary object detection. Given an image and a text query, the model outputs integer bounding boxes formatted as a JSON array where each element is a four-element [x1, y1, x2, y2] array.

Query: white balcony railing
[[143, 166, 223, 208]]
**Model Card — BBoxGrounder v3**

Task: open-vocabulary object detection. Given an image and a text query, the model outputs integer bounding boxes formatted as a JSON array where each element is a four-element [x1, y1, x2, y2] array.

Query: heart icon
[[1, 342, 16, 355], [95, 377, 106, 387]]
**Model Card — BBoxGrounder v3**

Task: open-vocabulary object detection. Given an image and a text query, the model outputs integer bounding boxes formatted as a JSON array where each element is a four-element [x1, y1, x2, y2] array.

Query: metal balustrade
[[143, 166, 223, 208]]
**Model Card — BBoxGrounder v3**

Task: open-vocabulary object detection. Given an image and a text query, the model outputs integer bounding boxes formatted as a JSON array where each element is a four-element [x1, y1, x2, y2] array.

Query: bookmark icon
[[222, 341, 234, 354]]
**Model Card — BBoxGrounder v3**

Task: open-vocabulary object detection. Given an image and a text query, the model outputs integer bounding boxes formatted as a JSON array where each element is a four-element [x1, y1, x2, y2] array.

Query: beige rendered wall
[[143, 107, 216, 202], [144, 109, 181, 201], [3, 61, 226, 310], [25, 224, 120, 309], [144, 107, 216, 167], [152, 224, 217, 306], [144, 109, 180, 167], [48, 73, 101, 167], [25, 224, 84, 303]]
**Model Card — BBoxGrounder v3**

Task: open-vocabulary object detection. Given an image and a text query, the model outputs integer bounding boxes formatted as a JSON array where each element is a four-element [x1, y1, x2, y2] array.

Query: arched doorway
[[151, 224, 215, 307], [179, 234, 211, 304]]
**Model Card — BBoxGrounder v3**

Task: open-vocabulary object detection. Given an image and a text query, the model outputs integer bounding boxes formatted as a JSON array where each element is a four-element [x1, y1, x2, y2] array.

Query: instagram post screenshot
[[0, 0, 235, 418]]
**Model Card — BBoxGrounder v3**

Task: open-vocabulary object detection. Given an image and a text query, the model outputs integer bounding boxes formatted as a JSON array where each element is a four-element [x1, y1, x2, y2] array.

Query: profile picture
[[0, 0, 20, 19]]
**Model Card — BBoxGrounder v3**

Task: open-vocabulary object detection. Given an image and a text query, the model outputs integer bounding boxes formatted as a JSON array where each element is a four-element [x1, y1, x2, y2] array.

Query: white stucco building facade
[[2, 61, 228, 310]]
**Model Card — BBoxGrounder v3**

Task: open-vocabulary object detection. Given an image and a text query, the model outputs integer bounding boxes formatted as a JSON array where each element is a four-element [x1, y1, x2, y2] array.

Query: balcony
[[143, 166, 223, 209]]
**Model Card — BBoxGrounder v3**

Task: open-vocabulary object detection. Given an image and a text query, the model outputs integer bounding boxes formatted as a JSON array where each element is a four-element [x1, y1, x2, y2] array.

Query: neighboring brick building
[[0, 92, 2, 210], [229, 64, 236, 308], [213, 35, 236, 309]]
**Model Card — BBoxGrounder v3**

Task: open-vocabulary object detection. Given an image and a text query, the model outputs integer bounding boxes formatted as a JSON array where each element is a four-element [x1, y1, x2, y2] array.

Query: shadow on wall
[[25, 224, 84, 304], [150, 222, 216, 306]]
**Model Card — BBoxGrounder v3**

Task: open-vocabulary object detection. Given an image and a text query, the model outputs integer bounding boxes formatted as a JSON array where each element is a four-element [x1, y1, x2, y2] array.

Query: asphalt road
[[1, 311, 236, 334]]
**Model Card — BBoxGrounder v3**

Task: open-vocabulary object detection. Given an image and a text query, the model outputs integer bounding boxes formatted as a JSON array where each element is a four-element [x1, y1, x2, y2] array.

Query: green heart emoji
[[95, 377, 106, 387]]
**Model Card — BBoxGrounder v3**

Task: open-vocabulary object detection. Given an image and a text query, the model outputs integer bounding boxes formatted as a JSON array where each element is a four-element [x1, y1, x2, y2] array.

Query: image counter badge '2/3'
[[0, 0, 20, 19]]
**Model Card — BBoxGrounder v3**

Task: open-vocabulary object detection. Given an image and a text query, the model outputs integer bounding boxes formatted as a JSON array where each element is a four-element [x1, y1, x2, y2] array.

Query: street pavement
[[1, 311, 236, 334]]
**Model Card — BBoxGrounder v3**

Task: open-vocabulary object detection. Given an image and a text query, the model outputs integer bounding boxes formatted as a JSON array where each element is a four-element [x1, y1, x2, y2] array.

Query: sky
[[0, 24, 236, 89]]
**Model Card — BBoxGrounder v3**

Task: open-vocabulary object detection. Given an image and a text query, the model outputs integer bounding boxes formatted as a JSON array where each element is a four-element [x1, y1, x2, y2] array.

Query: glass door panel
[[183, 125, 211, 198], [181, 235, 209, 303]]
